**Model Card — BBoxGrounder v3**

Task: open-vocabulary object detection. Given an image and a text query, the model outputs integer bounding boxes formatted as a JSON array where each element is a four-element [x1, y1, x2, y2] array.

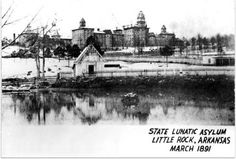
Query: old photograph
[[1, 0, 235, 157]]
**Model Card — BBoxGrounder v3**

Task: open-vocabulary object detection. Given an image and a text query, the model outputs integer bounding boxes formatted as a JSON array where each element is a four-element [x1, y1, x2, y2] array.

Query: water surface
[[2, 87, 234, 125]]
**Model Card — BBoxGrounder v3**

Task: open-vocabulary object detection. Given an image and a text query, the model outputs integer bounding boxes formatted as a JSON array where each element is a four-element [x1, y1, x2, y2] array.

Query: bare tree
[[26, 20, 57, 81], [2, 3, 57, 84], [2, 7, 42, 50], [2, 3, 28, 29], [2, 2, 15, 28], [41, 22, 57, 79]]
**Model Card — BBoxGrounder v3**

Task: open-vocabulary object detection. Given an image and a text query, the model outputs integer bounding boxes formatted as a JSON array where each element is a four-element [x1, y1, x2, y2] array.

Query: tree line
[[48, 35, 104, 58], [180, 33, 235, 53]]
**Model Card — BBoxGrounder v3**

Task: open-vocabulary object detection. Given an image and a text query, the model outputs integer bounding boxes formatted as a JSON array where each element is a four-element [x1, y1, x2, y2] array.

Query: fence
[[45, 75, 58, 83], [58, 72, 74, 79], [104, 56, 202, 65], [85, 68, 234, 77]]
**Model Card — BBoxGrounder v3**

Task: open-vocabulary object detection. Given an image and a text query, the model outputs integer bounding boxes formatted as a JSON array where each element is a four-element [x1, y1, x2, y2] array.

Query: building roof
[[80, 18, 85, 23], [123, 25, 148, 30], [148, 32, 155, 37], [137, 11, 145, 20], [159, 33, 175, 36], [161, 25, 166, 33], [103, 29, 112, 34], [137, 11, 147, 27], [159, 25, 175, 36], [72, 27, 94, 31], [94, 31, 105, 34], [94, 28, 105, 34], [80, 18, 86, 28], [61, 38, 72, 41], [113, 29, 122, 31], [74, 44, 103, 64]]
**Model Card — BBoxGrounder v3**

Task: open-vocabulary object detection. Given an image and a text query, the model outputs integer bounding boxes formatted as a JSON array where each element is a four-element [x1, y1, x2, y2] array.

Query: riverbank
[[2, 75, 234, 102], [52, 75, 234, 91], [2, 75, 234, 126]]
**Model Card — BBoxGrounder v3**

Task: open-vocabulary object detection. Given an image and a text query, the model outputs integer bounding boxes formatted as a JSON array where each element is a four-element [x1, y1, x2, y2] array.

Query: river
[[2, 86, 234, 125]]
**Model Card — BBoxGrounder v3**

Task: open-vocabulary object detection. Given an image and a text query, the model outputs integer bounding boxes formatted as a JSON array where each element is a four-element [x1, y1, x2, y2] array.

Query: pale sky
[[1, 0, 235, 39]]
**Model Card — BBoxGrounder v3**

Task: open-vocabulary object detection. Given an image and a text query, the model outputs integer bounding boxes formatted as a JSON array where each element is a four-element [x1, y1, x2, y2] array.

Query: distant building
[[148, 32, 156, 46], [18, 26, 39, 47], [61, 38, 72, 46], [156, 25, 175, 46], [17, 25, 71, 49], [71, 11, 182, 50], [112, 29, 124, 48], [103, 29, 113, 49], [51, 30, 61, 39], [72, 18, 94, 49], [94, 28, 106, 48], [123, 11, 149, 47], [72, 18, 124, 50], [50, 30, 72, 48]]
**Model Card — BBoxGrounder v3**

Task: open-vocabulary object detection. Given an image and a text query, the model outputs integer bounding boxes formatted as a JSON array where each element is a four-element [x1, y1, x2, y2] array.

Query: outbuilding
[[73, 44, 104, 77], [202, 55, 235, 66], [72, 44, 124, 77]]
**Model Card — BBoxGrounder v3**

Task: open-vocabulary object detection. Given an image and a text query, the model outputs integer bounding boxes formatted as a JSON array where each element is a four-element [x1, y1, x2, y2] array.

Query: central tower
[[136, 11, 147, 27], [80, 18, 86, 28], [123, 11, 149, 47]]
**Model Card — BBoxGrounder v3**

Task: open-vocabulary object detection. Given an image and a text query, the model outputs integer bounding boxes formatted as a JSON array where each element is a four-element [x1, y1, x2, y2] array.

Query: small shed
[[73, 44, 104, 77], [202, 55, 235, 66], [214, 57, 234, 66]]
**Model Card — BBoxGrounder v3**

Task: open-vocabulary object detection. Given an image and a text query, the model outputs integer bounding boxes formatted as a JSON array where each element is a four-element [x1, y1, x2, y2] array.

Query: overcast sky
[[2, 0, 235, 39]]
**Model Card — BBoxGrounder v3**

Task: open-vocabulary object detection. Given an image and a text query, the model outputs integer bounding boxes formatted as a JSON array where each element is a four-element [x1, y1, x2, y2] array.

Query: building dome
[[137, 11, 146, 27], [80, 18, 86, 28], [161, 25, 167, 33]]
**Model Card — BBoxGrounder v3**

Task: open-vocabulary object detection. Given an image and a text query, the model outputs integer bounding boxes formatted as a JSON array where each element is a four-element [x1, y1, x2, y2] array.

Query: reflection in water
[[11, 91, 75, 124], [1, 87, 235, 125]]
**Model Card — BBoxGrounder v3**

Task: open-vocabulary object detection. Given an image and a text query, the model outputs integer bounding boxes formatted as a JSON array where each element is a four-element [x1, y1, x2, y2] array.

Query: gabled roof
[[74, 44, 103, 64]]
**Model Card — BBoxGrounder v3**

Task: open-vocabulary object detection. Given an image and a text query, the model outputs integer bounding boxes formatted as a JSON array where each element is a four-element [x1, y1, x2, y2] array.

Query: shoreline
[[51, 75, 234, 90]]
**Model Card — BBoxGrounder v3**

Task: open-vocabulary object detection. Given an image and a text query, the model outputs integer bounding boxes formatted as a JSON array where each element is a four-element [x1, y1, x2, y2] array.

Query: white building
[[72, 44, 122, 77]]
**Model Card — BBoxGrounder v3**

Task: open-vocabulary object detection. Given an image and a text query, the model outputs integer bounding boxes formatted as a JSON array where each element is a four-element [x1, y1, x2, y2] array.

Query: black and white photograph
[[1, 0, 235, 157]]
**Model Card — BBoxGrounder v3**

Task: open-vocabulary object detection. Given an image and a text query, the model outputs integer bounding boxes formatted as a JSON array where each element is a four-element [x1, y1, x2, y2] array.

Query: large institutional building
[[17, 26, 71, 48], [72, 11, 182, 50]]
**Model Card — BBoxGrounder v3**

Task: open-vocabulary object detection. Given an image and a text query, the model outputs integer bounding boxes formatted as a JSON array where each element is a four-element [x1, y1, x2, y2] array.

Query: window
[[208, 58, 211, 64], [89, 96, 94, 107], [104, 64, 121, 68]]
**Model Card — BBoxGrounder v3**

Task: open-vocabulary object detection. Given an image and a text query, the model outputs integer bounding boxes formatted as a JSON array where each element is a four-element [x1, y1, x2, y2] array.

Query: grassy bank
[[52, 75, 234, 90]]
